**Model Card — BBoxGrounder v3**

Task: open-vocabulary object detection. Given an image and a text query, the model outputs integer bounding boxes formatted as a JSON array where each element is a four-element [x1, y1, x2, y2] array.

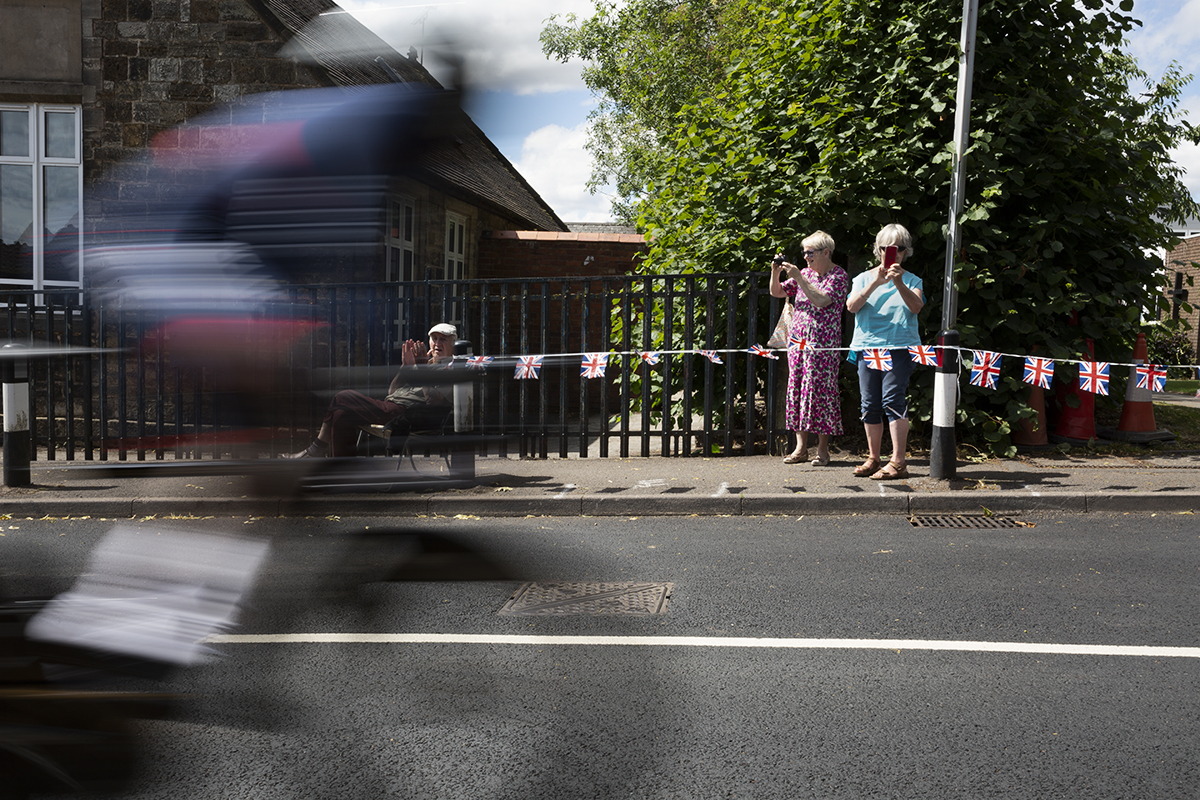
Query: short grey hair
[[801, 230, 835, 254], [873, 224, 913, 259]]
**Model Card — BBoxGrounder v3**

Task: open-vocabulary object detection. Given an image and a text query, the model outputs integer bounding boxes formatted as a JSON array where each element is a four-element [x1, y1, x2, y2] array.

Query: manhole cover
[[909, 515, 1022, 529], [498, 582, 673, 616]]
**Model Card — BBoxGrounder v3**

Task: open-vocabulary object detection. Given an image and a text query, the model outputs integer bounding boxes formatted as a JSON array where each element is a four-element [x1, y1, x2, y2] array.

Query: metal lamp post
[[930, 0, 980, 480]]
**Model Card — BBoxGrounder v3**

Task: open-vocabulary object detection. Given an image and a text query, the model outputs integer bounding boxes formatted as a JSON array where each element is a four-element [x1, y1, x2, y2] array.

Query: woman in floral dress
[[768, 230, 849, 466]]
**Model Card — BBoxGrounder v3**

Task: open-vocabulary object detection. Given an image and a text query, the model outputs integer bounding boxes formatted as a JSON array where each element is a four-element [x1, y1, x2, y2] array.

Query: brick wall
[[477, 231, 647, 280], [475, 231, 648, 415], [83, 0, 322, 218], [1164, 236, 1200, 355]]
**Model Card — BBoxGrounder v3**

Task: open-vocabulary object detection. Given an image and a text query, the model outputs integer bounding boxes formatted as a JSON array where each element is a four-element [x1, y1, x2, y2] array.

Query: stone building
[[0, 0, 574, 307]]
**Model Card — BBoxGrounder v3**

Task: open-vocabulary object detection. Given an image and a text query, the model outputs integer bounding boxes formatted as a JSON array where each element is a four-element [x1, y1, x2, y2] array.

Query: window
[[443, 212, 467, 327], [444, 211, 466, 283], [0, 104, 83, 289], [386, 197, 416, 283], [386, 196, 417, 344]]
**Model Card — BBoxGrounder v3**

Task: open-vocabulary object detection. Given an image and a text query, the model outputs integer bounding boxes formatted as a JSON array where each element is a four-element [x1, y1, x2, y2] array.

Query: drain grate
[[909, 515, 1022, 529], [499, 582, 673, 616]]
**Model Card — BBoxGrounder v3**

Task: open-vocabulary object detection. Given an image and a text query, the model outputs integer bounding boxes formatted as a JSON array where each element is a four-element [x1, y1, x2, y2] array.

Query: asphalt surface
[[7, 513, 1199, 799]]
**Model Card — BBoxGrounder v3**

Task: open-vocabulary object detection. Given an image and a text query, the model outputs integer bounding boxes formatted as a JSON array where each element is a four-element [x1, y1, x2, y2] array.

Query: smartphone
[[884, 245, 898, 269]]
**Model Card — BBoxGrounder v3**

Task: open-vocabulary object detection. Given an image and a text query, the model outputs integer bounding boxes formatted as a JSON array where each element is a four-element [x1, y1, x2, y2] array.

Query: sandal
[[811, 452, 830, 467], [783, 451, 808, 464], [853, 457, 882, 477], [870, 460, 910, 480]]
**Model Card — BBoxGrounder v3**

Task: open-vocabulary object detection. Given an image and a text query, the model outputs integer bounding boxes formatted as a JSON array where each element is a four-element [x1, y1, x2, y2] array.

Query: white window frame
[[386, 195, 417, 345], [0, 103, 83, 291], [444, 211, 467, 283], [443, 211, 467, 329], [386, 195, 416, 283]]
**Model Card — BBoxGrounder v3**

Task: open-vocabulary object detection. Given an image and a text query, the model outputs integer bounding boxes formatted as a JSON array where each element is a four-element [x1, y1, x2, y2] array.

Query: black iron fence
[[2, 273, 802, 461]]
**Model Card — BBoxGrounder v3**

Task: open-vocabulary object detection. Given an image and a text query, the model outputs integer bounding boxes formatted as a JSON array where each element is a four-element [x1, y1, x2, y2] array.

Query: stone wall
[[83, 0, 323, 218], [0, 0, 83, 90]]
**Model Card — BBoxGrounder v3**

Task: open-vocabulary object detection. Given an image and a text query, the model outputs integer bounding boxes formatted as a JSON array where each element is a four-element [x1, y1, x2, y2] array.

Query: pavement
[[3, 392, 1199, 519]]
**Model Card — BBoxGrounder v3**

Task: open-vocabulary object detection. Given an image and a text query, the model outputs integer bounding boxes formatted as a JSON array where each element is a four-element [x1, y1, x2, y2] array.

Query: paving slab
[[6, 391, 1200, 518], [3, 446, 1198, 518]]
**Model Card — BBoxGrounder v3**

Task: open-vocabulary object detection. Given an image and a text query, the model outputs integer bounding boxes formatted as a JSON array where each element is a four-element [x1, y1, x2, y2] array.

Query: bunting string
[[459, 345, 1200, 371], [457, 343, 1199, 395]]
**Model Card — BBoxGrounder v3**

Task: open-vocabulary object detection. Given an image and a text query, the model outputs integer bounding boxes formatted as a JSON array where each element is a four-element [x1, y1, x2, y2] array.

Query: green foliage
[[605, 0, 1199, 456], [1146, 323, 1196, 373], [541, 0, 757, 221]]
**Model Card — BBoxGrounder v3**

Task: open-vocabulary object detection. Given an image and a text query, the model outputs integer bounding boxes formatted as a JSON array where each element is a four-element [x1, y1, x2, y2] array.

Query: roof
[[485, 230, 646, 245], [246, 0, 568, 232], [567, 221, 638, 235]]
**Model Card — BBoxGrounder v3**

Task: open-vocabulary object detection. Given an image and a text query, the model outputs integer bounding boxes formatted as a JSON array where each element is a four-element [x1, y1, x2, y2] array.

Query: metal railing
[[1, 273, 798, 461]]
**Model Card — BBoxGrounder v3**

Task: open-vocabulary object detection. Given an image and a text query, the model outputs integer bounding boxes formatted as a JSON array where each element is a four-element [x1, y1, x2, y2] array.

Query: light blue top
[[848, 269, 923, 350]]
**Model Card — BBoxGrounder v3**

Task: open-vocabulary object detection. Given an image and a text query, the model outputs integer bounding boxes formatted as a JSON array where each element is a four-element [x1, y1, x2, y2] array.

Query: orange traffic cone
[[1108, 332, 1176, 444], [1052, 339, 1097, 444], [1012, 347, 1049, 448], [1011, 382, 1048, 448]]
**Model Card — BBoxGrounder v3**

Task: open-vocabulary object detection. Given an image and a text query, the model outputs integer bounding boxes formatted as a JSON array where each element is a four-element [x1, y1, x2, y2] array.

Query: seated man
[[288, 323, 457, 458]]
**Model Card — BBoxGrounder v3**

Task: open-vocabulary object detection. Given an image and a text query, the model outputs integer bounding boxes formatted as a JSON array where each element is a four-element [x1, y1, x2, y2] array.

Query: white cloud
[[337, 0, 617, 220], [1125, 0, 1200, 202], [1126, 0, 1200, 77], [513, 123, 615, 222], [1171, 142, 1200, 199], [336, 0, 593, 93], [1164, 94, 1200, 206]]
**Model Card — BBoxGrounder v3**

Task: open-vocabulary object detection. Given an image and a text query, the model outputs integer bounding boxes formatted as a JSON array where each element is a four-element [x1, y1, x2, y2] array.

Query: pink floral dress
[[782, 265, 849, 434]]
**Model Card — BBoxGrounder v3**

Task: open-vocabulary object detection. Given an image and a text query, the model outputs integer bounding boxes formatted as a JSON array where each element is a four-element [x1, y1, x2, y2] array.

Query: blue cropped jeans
[[856, 348, 915, 425]]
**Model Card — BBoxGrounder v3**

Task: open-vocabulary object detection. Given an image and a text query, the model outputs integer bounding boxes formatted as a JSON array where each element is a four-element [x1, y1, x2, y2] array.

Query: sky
[[336, 0, 1200, 225]]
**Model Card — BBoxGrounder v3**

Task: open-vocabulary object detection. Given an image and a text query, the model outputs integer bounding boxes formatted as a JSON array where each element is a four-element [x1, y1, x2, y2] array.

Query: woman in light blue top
[[846, 224, 924, 480]]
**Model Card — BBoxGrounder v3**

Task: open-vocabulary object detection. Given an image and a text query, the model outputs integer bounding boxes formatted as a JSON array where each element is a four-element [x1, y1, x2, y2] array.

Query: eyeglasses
[[802, 249, 825, 258]]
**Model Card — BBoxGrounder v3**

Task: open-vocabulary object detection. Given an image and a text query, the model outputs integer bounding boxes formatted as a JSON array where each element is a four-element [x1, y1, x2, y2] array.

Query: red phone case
[[884, 245, 898, 268]]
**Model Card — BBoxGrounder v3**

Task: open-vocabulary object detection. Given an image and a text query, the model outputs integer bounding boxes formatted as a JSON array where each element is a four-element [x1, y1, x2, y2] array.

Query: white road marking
[[553, 483, 577, 499], [204, 633, 1200, 658], [712, 482, 730, 497], [634, 479, 667, 489]]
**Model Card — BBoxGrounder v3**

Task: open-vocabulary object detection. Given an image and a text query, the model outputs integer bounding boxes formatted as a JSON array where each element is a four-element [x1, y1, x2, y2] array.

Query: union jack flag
[[788, 332, 809, 350], [908, 345, 940, 367], [1078, 361, 1110, 395], [514, 355, 543, 380], [863, 349, 893, 372], [970, 350, 1001, 389], [1136, 363, 1168, 393], [639, 351, 661, 365], [1022, 357, 1054, 389], [700, 350, 723, 364], [580, 353, 609, 379], [748, 344, 779, 360], [466, 355, 493, 369]]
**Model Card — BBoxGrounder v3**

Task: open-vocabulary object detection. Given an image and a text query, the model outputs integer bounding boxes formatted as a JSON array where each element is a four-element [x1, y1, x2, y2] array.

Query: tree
[[541, 0, 756, 222], [599, 0, 1199, 454]]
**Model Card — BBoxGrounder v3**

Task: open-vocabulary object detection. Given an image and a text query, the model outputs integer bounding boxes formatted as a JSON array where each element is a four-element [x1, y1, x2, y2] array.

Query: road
[[4, 511, 1199, 799]]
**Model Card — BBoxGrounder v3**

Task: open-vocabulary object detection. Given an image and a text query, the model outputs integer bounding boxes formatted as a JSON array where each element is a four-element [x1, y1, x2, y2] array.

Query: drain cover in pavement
[[499, 582, 673, 616], [909, 515, 1022, 529]]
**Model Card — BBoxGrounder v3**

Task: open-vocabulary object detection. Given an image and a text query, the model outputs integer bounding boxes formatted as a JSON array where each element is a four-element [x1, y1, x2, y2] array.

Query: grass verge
[[1164, 379, 1199, 395]]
